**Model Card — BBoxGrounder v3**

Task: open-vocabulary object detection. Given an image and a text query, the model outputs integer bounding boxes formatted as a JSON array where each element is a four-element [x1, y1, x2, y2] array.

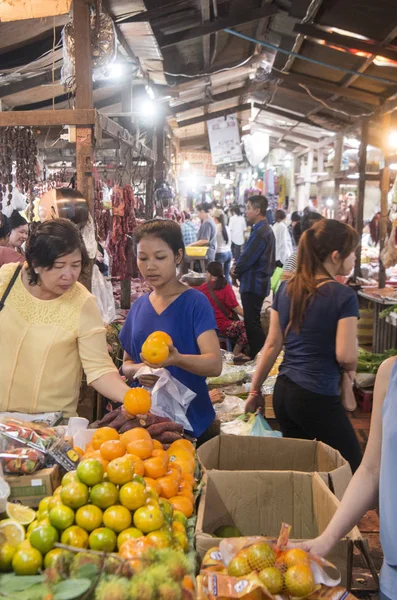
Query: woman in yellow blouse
[[0, 218, 130, 417]]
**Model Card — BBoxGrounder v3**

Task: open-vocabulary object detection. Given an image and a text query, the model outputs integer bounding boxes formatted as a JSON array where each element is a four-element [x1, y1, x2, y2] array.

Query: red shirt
[[197, 282, 239, 332], [0, 247, 24, 268]]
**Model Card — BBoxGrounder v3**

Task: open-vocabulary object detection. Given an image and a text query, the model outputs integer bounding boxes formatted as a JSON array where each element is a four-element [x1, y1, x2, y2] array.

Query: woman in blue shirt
[[120, 219, 222, 441], [247, 219, 362, 472]]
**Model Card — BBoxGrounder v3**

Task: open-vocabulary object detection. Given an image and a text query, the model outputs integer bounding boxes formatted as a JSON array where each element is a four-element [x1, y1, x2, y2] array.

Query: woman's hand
[[245, 390, 264, 413], [138, 374, 160, 388], [291, 536, 333, 558], [140, 345, 181, 369]]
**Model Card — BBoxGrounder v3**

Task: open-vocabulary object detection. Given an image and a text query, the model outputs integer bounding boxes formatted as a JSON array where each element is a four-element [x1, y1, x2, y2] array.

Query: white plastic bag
[[134, 366, 196, 430], [91, 264, 116, 325]]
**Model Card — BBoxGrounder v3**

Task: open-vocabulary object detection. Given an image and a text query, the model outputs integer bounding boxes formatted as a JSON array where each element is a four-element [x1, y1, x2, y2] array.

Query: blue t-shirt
[[273, 281, 359, 396], [119, 288, 216, 438]]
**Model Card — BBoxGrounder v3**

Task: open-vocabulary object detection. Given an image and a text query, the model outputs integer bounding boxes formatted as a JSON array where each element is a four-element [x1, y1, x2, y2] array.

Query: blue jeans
[[215, 251, 232, 283]]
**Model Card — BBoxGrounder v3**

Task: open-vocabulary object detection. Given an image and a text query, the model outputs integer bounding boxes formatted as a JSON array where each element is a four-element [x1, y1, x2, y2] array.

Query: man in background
[[181, 211, 197, 247], [188, 203, 217, 262], [232, 195, 275, 358]]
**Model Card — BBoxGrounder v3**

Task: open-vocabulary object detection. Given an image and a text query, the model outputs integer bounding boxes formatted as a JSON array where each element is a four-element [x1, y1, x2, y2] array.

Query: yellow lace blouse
[[0, 263, 117, 417]]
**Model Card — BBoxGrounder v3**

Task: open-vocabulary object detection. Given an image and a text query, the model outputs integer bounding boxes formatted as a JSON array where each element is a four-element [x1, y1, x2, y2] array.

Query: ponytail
[[287, 219, 359, 332], [217, 213, 229, 245]]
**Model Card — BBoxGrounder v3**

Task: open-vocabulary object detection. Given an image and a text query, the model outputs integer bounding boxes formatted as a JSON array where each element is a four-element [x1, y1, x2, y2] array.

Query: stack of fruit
[[199, 542, 319, 599], [0, 435, 195, 577]]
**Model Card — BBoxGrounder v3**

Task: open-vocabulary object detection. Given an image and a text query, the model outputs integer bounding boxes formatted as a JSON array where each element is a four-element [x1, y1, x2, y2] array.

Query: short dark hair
[[231, 205, 241, 216], [247, 195, 268, 216], [196, 202, 212, 214], [0, 214, 11, 240], [25, 218, 89, 285], [207, 261, 227, 290], [134, 218, 185, 257], [293, 221, 302, 245], [291, 211, 301, 223], [183, 211, 191, 220], [275, 209, 286, 223], [301, 211, 324, 233], [9, 210, 28, 231]]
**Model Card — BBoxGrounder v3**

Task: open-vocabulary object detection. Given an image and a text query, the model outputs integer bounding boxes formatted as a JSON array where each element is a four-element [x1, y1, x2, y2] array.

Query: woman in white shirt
[[228, 205, 246, 260], [272, 209, 293, 267], [213, 210, 232, 283]]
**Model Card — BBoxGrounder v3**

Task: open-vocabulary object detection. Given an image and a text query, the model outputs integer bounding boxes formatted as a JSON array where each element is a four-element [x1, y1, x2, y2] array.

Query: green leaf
[[53, 578, 92, 600], [0, 575, 44, 593], [75, 563, 99, 580]]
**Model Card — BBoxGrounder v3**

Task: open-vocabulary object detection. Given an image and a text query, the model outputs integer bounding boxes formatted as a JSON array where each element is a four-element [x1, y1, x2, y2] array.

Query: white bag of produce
[[134, 366, 195, 430], [91, 264, 116, 325]]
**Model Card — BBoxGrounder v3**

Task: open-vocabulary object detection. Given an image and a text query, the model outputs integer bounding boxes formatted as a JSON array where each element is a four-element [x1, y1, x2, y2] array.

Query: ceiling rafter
[[157, 5, 277, 49]]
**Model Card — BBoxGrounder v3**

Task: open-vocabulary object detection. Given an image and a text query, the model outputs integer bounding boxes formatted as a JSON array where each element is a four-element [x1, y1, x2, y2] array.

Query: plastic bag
[[91, 264, 116, 325], [0, 419, 58, 452], [0, 438, 45, 475], [0, 465, 10, 514], [134, 366, 195, 430], [271, 266, 283, 294], [250, 413, 282, 438], [82, 214, 98, 259]]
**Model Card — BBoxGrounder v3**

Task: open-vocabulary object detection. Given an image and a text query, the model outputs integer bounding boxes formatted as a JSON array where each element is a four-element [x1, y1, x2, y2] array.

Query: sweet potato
[[119, 419, 143, 433], [147, 422, 183, 436], [156, 431, 184, 443]]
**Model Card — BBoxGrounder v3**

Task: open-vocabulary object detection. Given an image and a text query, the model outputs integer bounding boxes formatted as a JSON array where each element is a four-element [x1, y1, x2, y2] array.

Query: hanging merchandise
[[94, 180, 112, 241], [207, 115, 243, 165], [108, 185, 137, 280], [61, 3, 117, 84], [0, 127, 37, 223], [242, 130, 270, 167]]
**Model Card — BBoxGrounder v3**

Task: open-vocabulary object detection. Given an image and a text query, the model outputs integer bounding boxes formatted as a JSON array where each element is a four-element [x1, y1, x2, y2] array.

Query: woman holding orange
[[120, 219, 222, 442]]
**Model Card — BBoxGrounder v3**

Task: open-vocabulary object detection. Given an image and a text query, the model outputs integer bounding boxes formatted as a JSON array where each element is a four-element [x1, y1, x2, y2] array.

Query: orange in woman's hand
[[141, 337, 169, 364], [147, 331, 173, 346], [123, 388, 152, 416]]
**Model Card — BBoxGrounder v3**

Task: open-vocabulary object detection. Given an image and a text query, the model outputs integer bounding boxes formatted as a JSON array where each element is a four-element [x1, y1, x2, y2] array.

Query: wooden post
[[154, 120, 165, 217], [74, 0, 94, 214], [120, 84, 133, 310], [354, 119, 369, 279], [305, 150, 313, 205], [334, 133, 343, 175], [379, 114, 391, 289]]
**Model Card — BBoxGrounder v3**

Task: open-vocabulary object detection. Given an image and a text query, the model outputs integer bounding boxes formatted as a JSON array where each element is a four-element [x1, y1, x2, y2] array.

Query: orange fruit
[[125, 453, 145, 477], [92, 427, 119, 450], [147, 331, 173, 346], [183, 575, 195, 592], [120, 427, 152, 446], [157, 475, 179, 499], [168, 439, 195, 456], [284, 548, 309, 568], [107, 456, 135, 485], [124, 388, 152, 416], [84, 442, 94, 453], [100, 440, 126, 461], [144, 477, 162, 495], [77, 458, 104, 486], [146, 528, 173, 549], [144, 455, 168, 479], [88, 451, 109, 472], [167, 462, 182, 480], [284, 564, 315, 597], [119, 481, 147, 511], [172, 457, 195, 476], [73, 447, 84, 457], [133, 504, 164, 533], [141, 337, 169, 365], [127, 439, 153, 460], [152, 439, 163, 450], [259, 567, 284, 594], [169, 495, 194, 518], [181, 473, 195, 488], [103, 505, 132, 533], [75, 505, 103, 532]]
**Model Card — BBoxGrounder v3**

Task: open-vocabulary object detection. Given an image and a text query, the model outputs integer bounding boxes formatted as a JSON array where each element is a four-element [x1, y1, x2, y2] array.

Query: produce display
[[197, 529, 341, 600], [357, 347, 397, 374]]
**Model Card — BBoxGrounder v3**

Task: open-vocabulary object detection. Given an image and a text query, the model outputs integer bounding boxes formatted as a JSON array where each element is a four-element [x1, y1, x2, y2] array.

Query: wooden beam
[[253, 102, 336, 130], [95, 112, 156, 161], [0, 0, 71, 21], [177, 103, 251, 128], [0, 68, 62, 99], [158, 5, 276, 48], [0, 109, 97, 127], [294, 24, 397, 64], [275, 71, 380, 106], [355, 119, 369, 279], [170, 82, 262, 114], [379, 112, 391, 288], [200, 0, 211, 70]]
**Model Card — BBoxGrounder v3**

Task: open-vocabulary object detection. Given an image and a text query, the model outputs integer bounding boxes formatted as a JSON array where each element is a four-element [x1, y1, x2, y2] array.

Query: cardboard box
[[195, 471, 362, 589], [4, 466, 62, 508], [197, 436, 352, 500]]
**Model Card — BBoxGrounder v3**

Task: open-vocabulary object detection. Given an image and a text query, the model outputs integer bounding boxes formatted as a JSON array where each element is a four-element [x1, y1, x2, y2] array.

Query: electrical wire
[[298, 83, 374, 118], [160, 54, 254, 78], [224, 28, 397, 86], [282, 0, 322, 73]]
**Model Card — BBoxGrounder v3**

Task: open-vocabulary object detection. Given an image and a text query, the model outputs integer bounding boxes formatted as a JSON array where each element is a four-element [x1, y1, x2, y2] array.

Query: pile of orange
[[141, 331, 173, 365], [82, 427, 196, 519]]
